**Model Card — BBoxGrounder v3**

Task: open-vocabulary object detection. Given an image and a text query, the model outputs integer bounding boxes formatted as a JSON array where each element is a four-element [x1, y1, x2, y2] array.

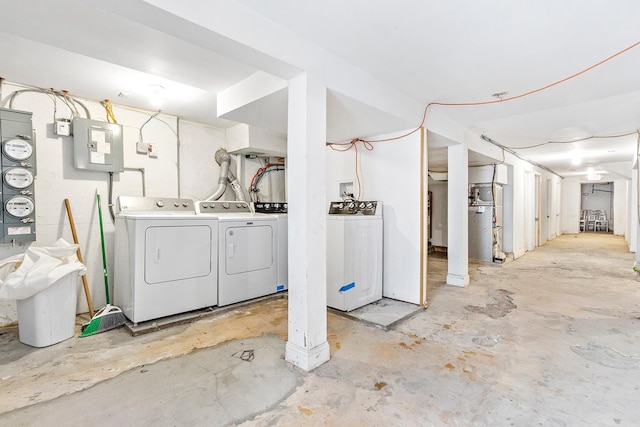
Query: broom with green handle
[[80, 192, 127, 337]]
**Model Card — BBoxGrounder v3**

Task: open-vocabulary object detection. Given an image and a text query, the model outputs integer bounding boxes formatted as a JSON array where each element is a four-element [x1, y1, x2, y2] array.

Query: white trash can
[[16, 273, 78, 347], [0, 238, 86, 347]]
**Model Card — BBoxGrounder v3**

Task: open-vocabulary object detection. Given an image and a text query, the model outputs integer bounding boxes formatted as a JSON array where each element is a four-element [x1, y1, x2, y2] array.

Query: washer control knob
[[183, 202, 189, 207], [359, 202, 366, 208], [223, 202, 230, 209], [338, 203, 344, 209], [265, 203, 271, 209], [366, 202, 374, 209], [156, 200, 165, 208], [348, 202, 355, 209], [174, 202, 179, 207]]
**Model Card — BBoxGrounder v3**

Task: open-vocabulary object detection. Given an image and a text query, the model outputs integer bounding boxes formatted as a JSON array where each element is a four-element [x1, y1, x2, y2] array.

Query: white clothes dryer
[[196, 201, 278, 306], [253, 202, 288, 292], [114, 196, 219, 324], [326, 201, 383, 311]]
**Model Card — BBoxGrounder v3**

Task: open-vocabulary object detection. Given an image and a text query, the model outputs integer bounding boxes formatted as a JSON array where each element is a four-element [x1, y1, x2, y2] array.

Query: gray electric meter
[[5, 196, 34, 218], [4, 167, 34, 189], [0, 107, 36, 243], [3, 138, 33, 161]]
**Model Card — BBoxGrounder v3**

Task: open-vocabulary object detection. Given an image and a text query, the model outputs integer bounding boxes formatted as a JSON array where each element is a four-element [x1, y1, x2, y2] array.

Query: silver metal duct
[[205, 149, 232, 201]]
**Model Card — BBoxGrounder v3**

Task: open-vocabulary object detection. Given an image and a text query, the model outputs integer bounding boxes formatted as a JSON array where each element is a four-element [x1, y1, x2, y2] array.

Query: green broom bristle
[[79, 305, 127, 337]]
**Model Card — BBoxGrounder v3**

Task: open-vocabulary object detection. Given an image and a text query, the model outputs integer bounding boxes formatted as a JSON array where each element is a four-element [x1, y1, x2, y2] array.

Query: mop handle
[[96, 193, 111, 304]]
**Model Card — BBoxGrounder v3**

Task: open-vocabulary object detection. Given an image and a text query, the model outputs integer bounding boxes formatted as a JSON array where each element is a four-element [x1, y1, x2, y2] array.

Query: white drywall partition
[[326, 128, 422, 304], [561, 177, 581, 234], [613, 179, 629, 237], [446, 143, 469, 287]]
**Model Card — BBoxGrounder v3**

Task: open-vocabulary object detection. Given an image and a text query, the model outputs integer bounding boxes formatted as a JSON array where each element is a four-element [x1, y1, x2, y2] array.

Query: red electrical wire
[[250, 163, 276, 190], [361, 40, 640, 145], [249, 163, 284, 194], [326, 40, 640, 198]]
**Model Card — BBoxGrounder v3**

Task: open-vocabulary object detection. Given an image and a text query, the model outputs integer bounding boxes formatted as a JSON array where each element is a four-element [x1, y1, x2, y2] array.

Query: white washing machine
[[253, 202, 288, 292], [327, 200, 383, 311], [196, 201, 278, 306], [114, 196, 219, 324]]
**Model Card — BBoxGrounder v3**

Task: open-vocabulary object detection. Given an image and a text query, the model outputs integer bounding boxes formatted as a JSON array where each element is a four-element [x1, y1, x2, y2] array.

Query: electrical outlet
[[148, 143, 158, 158]]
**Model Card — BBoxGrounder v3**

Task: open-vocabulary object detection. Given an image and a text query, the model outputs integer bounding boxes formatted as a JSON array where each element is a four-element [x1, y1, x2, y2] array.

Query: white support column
[[632, 167, 638, 254], [446, 144, 470, 287], [285, 72, 330, 371]]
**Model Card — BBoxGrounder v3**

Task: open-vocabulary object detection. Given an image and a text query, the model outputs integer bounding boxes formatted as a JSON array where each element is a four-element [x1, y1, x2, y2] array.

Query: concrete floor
[[1, 233, 639, 426]]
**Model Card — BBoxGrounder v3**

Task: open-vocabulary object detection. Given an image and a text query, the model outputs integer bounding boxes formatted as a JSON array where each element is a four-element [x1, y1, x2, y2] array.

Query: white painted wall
[[178, 120, 227, 201], [616, 179, 630, 240], [326, 128, 421, 304], [510, 162, 527, 258], [446, 143, 469, 286], [0, 82, 226, 326], [561, 177, 581, 234], [502, 165, 514, 255]]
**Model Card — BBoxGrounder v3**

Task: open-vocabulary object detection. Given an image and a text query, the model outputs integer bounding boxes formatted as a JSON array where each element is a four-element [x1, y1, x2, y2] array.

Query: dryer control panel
[[117, 196, 196, 214], [196, 200, 252, 214], [0, 108, 36, 244]]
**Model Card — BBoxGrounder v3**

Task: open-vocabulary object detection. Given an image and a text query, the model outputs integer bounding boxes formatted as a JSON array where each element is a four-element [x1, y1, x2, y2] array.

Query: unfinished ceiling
[[1, 0, 639, 180]]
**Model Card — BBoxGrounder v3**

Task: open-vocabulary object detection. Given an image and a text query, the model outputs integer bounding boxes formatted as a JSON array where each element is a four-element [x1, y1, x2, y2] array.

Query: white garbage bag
[[0, 238, 86, 300]]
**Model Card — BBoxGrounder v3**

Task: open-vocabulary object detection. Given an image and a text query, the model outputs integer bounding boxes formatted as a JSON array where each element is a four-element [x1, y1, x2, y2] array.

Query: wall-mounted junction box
[[54, 119, 71, 136], [72, 118, 124, 172], [339, 181, 354, 199]]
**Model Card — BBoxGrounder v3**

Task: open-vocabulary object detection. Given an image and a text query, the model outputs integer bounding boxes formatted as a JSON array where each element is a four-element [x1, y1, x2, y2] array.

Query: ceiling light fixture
[[586, 173, 602, 181]]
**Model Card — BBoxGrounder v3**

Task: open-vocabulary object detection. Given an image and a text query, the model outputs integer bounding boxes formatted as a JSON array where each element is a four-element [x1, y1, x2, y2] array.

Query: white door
[[224, 225, 274, 274], [144, 225, 212, 284]]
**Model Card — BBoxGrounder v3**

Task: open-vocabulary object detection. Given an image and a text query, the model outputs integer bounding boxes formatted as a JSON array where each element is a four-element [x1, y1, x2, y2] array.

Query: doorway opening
[[580, 182, 613, 233]]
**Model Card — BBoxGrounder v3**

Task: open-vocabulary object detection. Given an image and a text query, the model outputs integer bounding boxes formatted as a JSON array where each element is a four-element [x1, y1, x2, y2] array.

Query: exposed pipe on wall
[[481, 135, 563, 179], [124, 167, 146, 196]]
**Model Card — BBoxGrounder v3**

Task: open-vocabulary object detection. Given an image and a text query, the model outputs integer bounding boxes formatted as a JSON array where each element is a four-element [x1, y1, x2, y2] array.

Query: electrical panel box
[[73, 118, 124, 172], [0, 108, 36, 244]]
